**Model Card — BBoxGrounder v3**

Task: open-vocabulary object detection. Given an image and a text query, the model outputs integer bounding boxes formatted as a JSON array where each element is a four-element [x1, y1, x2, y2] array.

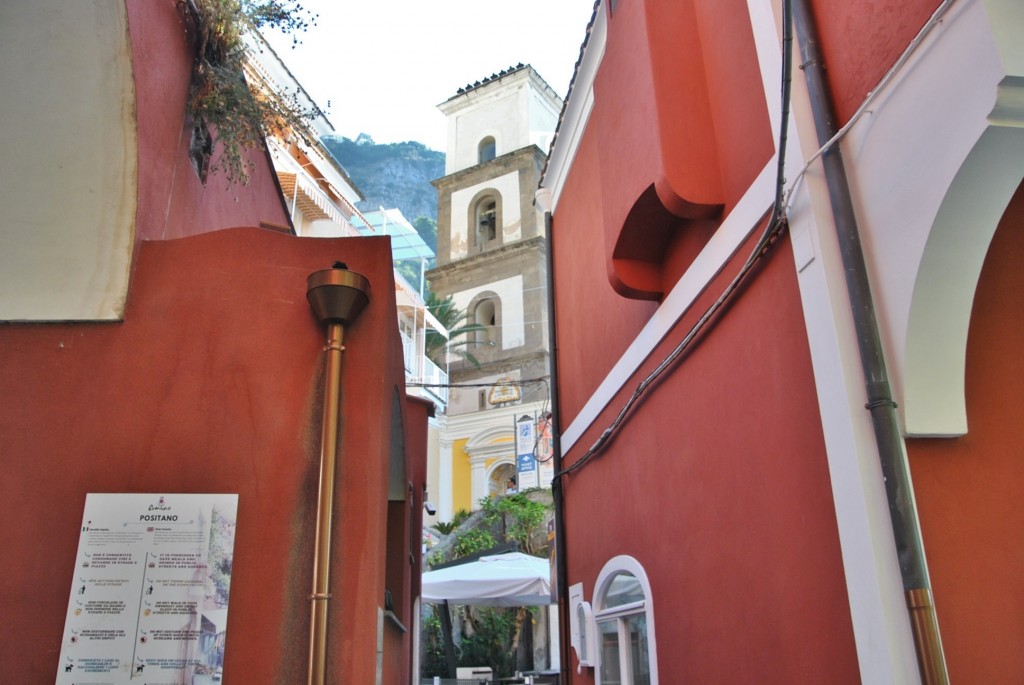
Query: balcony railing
[[400, 330, 416, 373], [277, 170, 352, 230], [267, 139, 362, 236], [417, 356, 449, 405], [400, 332, 448, 406]]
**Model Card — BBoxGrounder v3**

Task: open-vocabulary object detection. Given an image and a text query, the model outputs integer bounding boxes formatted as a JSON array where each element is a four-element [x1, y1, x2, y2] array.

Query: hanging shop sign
[[56, 493, 238, 683]]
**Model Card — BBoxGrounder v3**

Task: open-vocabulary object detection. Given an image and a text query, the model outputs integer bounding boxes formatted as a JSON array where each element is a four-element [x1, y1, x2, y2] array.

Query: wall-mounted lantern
[[305, 262, 369, 685]]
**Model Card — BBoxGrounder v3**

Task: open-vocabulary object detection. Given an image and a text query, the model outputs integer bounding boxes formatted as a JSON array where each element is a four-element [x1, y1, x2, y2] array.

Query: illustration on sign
[[56, 493, 239, 684], [536, 412, 555, 487]]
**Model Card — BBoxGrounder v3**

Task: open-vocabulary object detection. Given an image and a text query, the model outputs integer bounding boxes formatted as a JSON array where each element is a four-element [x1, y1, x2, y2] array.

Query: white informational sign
[[516, 418, 540, 490], [56, 493, 238, 684]]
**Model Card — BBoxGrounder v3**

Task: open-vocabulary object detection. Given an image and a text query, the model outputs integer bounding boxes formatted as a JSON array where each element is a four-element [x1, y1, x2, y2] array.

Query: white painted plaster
[[452, 276, 526, 351], [786, 171, 923, 684], [443, 400, 549, 509], [445, 89, 520, 174], [777, 0, 1024, 677], [449, 171, 523, 261], [466, 424, 516, 504], [836, 0, 1024, 436], [438, 424, 455, 523], [982, 0, 1024, 75], [765, 0, 940, 679], [529, 88, 561, 152], [548, 604, 561, 672], [441, 68, 562, 175], [904, 126, 1024, 435], [0, 0, 137, 321]]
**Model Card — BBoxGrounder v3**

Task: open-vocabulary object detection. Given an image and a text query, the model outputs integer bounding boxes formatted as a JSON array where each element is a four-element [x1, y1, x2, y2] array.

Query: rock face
[[322, 134, 444, 230]]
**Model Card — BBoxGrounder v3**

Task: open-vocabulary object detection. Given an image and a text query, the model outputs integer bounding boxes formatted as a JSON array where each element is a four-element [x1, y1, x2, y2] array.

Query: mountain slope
[[322, 134, 444, 235]]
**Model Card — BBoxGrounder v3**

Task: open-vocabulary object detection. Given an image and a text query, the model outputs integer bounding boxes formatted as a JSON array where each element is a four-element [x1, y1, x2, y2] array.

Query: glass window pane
[[598, 619, 622, 685], [603, 572, 644, 608], [626, 613, 651, 685]]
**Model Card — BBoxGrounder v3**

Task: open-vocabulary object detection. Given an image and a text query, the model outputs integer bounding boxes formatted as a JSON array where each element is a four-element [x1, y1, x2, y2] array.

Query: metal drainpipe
[[790, 2, 948, 682], [537, 195, 571, 679], [305, 263, 370, 685]]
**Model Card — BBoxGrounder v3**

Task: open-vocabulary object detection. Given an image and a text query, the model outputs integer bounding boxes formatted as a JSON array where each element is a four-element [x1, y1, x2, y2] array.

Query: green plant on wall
[[177, 0, 320, 184], [450, 528, 496, 559], [422, 492, 553, 678], [480, 491, 550, 555]]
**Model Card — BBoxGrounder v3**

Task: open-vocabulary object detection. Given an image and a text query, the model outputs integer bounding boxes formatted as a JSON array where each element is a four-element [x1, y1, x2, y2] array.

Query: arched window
[[477, 198, 497, 245], [478, 136, 496, 164], [473, 298, 498, 348], [594, 556, 658, 685]]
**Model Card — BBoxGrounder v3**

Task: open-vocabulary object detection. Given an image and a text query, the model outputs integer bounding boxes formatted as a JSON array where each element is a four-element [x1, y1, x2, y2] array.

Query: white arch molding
[[904, 127, 1024, 435], [902, 1, 1024, 436], [465, 425, 515, 506], [835, 0, 1024, 438], [592, 555, 659, 685], [777, 3, 1023, 677]]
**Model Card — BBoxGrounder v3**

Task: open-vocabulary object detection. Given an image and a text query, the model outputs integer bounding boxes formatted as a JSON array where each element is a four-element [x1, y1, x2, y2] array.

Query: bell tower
[[428, 64, 562, 513]]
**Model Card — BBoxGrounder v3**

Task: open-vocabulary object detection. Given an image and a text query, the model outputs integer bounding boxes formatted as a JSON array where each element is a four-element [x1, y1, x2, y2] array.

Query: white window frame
[[593, 555, 658, 685]]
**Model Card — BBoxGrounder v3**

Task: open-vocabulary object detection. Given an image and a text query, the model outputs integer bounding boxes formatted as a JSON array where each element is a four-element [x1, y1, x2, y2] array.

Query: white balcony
[[267, 138, 364, 237]]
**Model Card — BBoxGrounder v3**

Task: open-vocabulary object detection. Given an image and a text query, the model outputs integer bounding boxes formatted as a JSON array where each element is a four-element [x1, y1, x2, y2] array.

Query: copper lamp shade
[[306, 262, 370, 326]]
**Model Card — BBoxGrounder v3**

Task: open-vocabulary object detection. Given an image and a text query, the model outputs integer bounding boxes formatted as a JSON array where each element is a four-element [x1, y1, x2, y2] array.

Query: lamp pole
[[305, 262, 370, 685]]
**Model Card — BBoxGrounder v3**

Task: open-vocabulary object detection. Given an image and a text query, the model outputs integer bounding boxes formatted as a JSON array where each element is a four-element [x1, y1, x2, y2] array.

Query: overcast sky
[[262, 0, 596, 152]]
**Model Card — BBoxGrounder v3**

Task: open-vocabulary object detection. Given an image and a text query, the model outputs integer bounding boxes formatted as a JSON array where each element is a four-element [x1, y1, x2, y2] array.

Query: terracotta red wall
[[552, 131, 658, 421], [591, 0, 773, 300], [559, 230, 860, 682], [0, 229, 420, 682], [596, 0, 721, 218], [555, 0, 774, 418], [907, 181, 1024, 682], [126, 0, 289, 242], [809, 0, 942, 125], [689, 0, 774, 210]]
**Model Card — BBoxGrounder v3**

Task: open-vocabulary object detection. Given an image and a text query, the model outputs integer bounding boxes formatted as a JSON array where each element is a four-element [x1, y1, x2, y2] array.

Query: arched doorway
[[489, 461, 518, 498], [906, 178, 1024, 680]]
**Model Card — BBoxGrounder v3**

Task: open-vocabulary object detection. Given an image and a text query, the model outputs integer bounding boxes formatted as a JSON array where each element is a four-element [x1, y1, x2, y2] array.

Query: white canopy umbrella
[[422, 552, 553, 607]]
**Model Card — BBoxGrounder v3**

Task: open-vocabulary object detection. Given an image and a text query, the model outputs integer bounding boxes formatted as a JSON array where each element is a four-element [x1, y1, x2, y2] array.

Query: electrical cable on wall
[[554, 0, 795, 480], [781, 0, 956, 214], [409, 376, 554, 461]]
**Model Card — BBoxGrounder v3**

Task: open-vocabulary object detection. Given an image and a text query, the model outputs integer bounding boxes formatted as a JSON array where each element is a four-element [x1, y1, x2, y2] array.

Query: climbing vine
[[177, 0, 321, 184]]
